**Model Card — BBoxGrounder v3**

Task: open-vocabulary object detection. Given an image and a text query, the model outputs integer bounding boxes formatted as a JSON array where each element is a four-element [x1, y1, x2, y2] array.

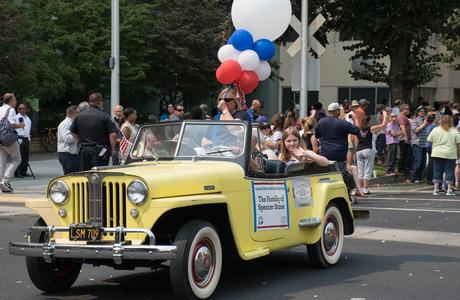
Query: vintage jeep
[[9, 120, 367, 299]]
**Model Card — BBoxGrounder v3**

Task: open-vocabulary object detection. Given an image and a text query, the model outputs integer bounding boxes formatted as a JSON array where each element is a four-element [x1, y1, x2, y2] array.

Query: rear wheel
[[26, 218, 81, 293], [170, 220, 222, 299], [40, 132, 57, 152], [307, 204, 344, 268]]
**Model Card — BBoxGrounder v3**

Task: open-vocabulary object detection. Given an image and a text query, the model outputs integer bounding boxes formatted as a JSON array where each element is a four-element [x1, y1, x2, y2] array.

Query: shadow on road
[[31, 247, 460, 300]]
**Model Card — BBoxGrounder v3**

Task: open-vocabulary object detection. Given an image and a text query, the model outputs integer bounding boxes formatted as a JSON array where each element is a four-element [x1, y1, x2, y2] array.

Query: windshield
[[131, 123, 182, 159], [130, 122, 246, 160]]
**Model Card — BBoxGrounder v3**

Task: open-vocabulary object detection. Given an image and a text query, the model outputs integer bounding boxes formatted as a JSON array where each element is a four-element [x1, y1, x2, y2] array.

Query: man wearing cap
[[346, 100, 359, 125], [316, 103, 360, 191], [410, 106, 429, 183]]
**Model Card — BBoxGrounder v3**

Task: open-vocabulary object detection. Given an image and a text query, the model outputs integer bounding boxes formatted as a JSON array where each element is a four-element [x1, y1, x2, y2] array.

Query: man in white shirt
[[0, 93, 24, 193], [57, 105, 79, 174], [14, 103, 32, 178]]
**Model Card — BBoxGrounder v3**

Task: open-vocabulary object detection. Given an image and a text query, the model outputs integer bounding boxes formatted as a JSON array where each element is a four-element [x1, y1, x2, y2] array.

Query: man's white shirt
[[0, 104, 17, 125], [57, 117, 78, 154], [15, 113, 32, 139]]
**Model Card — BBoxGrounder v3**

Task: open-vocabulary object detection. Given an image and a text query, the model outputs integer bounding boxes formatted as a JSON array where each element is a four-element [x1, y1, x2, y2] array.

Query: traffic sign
[[287, 14, 326, 57]]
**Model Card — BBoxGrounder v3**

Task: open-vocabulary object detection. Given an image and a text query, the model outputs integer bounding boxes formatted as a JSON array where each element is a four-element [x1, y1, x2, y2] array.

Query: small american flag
[[120, 135, 133, 158]]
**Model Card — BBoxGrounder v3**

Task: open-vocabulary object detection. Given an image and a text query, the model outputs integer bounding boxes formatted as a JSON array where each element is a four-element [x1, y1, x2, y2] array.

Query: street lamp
[[300, 0, 308, 118], [110, 0, 120, 115]]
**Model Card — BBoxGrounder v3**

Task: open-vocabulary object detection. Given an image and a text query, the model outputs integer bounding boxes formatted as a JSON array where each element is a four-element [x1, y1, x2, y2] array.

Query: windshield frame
[[125, 120, 250, 169]]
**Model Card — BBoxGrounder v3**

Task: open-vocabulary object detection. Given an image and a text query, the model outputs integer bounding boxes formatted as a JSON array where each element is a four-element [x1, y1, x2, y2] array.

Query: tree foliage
[[440, 10, 460, 70], [308, 0, 460, 101], [0, 1, 24, 89], [0, 0, 229, 127]]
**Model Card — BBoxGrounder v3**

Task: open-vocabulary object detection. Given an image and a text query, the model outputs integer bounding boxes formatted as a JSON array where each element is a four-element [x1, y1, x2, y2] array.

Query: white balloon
[[254, 61, 271, 81], [217, 44, 241, 63], [231, 0, 292, 41], [238, 50, 260, 71]]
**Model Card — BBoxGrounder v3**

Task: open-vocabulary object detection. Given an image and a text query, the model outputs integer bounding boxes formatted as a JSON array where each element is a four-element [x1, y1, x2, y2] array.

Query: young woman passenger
[[279, 127, 329, 166]]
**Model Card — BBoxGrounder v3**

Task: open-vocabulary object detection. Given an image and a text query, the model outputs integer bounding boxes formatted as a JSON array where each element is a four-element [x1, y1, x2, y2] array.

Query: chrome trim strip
[[12, 226, 171, 264], [299, 217, 322, 228], [9, 242, 177, 261]]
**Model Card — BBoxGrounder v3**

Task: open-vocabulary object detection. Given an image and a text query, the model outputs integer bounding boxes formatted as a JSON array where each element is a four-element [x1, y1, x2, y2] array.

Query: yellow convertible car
[[9, 120, 367, 299]]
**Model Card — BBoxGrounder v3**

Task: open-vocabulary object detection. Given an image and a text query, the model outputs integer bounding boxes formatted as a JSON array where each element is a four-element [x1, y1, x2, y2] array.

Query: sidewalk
[[0, 152, 61, 203], [0, 153, 426, 204]]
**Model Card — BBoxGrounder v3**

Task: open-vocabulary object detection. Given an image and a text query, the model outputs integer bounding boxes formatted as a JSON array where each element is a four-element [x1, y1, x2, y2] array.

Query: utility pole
[[299, 0, 308, 118], [110, 0, 120, 114]]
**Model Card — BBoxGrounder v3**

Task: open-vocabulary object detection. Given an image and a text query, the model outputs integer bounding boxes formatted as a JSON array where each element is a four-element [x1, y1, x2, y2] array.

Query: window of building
[[282, 87, 318, 115], [338, 87, 390, 115]]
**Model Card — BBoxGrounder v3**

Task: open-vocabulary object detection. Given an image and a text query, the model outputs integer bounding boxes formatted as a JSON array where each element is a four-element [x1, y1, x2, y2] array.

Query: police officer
[[70, 92, 117, 171]]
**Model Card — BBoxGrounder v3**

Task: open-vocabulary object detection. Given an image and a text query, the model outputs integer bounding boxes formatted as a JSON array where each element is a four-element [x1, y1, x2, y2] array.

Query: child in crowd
[[386, 113, 400, 175]]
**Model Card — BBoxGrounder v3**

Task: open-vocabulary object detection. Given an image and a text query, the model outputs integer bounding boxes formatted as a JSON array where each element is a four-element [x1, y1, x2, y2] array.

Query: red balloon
[[236, 71, 259, 94], [216, 60, 242, 85]]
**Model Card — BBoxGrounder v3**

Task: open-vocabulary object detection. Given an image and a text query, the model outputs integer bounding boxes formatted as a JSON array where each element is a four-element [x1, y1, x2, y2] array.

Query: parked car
[[9, 120, 368, 299]]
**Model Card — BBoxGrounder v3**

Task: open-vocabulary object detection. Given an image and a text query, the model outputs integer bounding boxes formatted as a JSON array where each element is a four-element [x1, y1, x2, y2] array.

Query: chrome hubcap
[[192, 238, 215, 288], [323, 216, 339, 256]]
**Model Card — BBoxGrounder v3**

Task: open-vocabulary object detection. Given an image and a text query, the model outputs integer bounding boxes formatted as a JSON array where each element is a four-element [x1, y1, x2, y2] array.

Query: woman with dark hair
[[427, 115, 460, 196], [356, 113, 388, 194], [120, 108, 139, 143], [300, 117, 319, 153], [270, 112, 285, 153]]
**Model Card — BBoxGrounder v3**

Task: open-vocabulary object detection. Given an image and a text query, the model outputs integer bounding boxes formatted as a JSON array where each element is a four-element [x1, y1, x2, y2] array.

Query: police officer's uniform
[[70, 104, 117, 171]]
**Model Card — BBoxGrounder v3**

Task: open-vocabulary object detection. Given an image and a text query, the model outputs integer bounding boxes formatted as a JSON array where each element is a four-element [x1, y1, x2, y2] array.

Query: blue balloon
[[230, 29, 254, 51], [227, 36, 233, 45], [252, 39, 276, 61]]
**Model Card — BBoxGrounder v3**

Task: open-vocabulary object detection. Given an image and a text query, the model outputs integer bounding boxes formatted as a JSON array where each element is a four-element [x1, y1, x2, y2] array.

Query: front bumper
[[9, 226, 176, 265]]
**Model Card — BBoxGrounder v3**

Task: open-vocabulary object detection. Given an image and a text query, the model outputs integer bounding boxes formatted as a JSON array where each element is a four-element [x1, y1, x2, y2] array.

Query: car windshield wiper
[[205, 147, 233, 155]]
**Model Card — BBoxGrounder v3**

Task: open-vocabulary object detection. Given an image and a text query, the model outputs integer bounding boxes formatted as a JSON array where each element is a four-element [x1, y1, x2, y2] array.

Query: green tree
[[147, 0, 227, 103], [440, 10, 460, 70], [309, 0, 460, 102], [0, 1, 24, 91]]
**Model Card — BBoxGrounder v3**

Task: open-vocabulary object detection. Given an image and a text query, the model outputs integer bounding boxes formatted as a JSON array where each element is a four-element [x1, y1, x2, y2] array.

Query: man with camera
[[410, 106, 429, 183], [70, 92, 117, 171], [14, 103, 32, 178], [0, 93, 23, 192]]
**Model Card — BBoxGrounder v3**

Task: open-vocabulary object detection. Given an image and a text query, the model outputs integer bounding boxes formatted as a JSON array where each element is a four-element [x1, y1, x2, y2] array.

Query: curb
[[370, 174, 408, 185]]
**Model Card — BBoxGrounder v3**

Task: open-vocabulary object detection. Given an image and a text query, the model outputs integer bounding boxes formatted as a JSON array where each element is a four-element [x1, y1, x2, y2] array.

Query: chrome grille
[[71, 176, 127, 227]]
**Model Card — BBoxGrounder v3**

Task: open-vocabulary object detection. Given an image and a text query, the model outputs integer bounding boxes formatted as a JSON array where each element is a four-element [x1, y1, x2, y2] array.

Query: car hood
[[102, 160, 246, 199]]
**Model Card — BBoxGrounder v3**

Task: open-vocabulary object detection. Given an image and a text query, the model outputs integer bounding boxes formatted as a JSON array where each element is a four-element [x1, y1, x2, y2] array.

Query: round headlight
[[49, 180, 69, 205], [127, 180, 148, 205]]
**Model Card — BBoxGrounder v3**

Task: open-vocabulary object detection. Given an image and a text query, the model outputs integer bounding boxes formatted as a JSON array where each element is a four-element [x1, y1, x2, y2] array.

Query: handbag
[[0, 107, 19, 146]]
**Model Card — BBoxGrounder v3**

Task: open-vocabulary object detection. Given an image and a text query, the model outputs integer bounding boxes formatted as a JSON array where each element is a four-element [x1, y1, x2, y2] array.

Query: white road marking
[[355, 206, 460, 214], [367, 197, 460, 202], [0, 206, 36, 216], [350, 226, 460, 247]]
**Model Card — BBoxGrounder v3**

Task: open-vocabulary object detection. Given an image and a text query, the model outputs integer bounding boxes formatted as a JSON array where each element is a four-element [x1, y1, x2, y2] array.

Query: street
[[1, 156, 460, 300]]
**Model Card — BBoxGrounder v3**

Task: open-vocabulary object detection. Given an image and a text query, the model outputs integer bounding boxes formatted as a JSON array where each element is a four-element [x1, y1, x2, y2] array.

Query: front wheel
[[307, 204, 344, 268], [26, 218, 82, 293], [170, 220, 222, 300]]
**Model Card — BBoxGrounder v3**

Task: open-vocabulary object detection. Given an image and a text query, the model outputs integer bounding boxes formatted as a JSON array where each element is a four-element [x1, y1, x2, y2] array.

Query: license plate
[[69, 224, 102, 241]]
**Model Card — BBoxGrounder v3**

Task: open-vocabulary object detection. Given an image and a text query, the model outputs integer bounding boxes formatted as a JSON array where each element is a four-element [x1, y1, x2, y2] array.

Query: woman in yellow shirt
[[427, 115, 460, 196]]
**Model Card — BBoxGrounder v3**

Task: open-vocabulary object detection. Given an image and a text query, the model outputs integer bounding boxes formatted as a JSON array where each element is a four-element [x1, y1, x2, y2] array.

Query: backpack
[[0, 107, 19, 146]]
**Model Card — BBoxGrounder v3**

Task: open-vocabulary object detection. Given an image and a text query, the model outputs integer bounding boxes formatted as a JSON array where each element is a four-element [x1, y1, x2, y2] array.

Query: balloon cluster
[[215, 0, 292, 95]]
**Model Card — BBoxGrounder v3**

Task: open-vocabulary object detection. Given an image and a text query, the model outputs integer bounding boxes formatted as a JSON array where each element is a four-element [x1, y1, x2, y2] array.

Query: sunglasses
[[220, 98, 236, 103], [176, 109, 184, 112], [18, 107, 26, 110]]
